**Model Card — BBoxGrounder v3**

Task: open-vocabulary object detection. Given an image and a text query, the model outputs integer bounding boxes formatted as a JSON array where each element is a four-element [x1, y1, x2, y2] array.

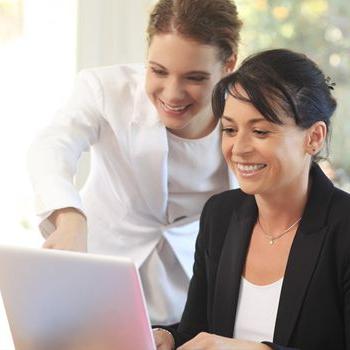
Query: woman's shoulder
[[327, 187, 350, 269], [77, 63, 145, 91], [198, 189, 253, 251], [89, 63, 144, 80], [203, 188, 250, 216], [72, 64, 154, 126], [329, 186, 350, 221], [210, 188, 248, 203], [332, 185, 350, 201]]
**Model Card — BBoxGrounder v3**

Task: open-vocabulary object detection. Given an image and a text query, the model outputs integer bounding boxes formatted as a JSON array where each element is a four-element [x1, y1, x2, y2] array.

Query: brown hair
[[147, 0, 243, 63]]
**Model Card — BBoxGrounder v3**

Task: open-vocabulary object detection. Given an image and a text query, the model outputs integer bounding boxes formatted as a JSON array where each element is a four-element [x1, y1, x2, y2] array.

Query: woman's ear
[[305, 121, 327, 155], [224, 54, 237, 75]]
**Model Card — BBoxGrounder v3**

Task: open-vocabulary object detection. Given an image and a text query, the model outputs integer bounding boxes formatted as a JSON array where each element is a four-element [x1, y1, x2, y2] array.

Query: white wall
[[76, 0, 155, 69], [74, 0, 156, 188], [0, 0, 77, 246], [0, 0, 78, 345]]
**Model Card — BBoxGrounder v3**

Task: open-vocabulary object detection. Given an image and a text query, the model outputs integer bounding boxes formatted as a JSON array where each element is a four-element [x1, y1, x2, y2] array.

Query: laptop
[[0, 245, 156, 350]]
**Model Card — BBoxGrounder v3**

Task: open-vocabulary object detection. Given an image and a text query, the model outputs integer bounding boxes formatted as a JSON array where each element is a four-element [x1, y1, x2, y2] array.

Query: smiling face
[[145, 33, 234, 139], [221, 86, 313, 198]]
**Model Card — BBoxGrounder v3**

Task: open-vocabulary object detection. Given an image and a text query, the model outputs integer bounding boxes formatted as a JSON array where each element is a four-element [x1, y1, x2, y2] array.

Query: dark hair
[[147, 0, 242, 62], [212, 49, 337, 156]]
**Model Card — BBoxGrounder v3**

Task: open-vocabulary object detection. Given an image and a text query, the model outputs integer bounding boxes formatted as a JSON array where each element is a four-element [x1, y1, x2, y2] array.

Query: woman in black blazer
[[154, 49, 350, 350]]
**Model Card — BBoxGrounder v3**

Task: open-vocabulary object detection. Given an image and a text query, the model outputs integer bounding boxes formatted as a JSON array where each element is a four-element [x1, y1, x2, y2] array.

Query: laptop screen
[[0, 245, 156, 350]]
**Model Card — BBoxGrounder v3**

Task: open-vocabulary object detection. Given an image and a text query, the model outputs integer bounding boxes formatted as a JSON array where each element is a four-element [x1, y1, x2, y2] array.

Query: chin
[[239, 187, 257, 195], [237, 182, 260, 195]]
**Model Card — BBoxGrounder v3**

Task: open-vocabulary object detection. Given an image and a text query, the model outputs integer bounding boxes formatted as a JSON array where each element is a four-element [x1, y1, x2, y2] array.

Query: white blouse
[[233, 277, 283, 342], [167, 121, 229, 224], [140, 121, 230, 325]]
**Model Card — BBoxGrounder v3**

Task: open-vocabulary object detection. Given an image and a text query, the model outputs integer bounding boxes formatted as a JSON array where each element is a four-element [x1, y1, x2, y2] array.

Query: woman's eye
[[151, 67, 167, 76], [187, 76, 207, 82], [254, 129, 270, 137], [221, 127, 237, 136]]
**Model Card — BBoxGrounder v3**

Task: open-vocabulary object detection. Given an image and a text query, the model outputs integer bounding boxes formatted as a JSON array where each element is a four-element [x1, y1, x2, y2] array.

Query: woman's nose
[[231, 133, 253, 156], [162, 77, 186, 102]]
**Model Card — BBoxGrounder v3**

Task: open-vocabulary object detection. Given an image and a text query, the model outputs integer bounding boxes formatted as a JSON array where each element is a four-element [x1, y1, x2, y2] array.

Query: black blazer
[[173, 163, 350, 350]]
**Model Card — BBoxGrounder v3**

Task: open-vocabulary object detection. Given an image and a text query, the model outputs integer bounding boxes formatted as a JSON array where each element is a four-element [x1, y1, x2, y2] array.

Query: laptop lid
[[0, 245, 156, 350]]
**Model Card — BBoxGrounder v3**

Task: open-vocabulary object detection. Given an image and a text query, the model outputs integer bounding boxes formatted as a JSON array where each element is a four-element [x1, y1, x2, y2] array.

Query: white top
[[167, 121, 229, 224], [233, 277, 283, 342], [140, 122, 229, 325], [28, 64, 237, 325]]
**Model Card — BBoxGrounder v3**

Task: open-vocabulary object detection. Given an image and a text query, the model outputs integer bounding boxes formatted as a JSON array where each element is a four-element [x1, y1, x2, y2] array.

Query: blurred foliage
[[235, 0, 350, 175]]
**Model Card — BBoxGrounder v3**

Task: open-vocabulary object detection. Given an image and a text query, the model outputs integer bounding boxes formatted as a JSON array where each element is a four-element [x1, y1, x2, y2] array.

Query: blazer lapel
[[212, 195, 257, 336], [274, 163, 335, 344], [274, 225, 328, 344]]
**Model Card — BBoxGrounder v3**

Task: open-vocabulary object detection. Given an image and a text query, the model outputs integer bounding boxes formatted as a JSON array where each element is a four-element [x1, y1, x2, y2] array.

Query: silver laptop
[[0, 245, 156, 350]]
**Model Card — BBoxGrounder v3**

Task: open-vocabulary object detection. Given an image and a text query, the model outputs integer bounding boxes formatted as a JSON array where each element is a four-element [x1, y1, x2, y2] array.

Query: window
[[0, 0, 77, 245]]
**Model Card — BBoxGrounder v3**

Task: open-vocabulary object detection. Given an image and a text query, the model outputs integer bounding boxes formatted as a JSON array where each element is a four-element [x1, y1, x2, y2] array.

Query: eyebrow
[[148, 61, 211, 76], [221, 116, 267, 124]]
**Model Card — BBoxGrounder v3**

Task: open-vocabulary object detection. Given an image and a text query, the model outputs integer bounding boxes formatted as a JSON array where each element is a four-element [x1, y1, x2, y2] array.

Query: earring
[[308, 146, 316, 155]]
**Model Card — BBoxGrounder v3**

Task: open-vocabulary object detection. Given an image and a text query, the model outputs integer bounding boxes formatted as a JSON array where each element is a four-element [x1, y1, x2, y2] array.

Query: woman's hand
[[153, 328, 175, 350], [177, 332, 271, 350], [42, 207, 87, 252]]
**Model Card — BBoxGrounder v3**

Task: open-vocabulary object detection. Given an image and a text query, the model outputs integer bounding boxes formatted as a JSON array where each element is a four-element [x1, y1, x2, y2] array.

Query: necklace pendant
[[269, 239, 274, 245]]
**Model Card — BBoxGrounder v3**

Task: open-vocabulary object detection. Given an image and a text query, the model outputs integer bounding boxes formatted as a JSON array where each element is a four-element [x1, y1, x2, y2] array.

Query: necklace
[[258, 216, 302, 245]]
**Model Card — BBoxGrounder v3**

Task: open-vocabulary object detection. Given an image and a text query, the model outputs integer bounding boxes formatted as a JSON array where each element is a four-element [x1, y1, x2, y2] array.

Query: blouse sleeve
[[27, 70, 106, 236]]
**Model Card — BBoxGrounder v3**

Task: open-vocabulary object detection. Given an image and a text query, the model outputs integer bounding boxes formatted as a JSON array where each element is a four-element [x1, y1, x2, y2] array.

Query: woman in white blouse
[[27, 0, 242, 326]]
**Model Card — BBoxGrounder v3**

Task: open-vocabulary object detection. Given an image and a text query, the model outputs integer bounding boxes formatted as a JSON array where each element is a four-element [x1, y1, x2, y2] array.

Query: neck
[[168, 113, 217, 139], [255, 174, 310, 232]]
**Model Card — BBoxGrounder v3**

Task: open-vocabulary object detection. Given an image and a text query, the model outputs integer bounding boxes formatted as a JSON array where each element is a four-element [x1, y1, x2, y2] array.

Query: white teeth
[[161, 101, 189, 112], [237, 164, 265, 171]]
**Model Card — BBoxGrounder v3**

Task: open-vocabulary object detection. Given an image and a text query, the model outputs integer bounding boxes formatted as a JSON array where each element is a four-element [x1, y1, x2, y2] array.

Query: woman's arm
[[171, 198, 213, 346], [343, 240, 350, 349], [42, 207, 87, 252], [27, 70, 104, 244]]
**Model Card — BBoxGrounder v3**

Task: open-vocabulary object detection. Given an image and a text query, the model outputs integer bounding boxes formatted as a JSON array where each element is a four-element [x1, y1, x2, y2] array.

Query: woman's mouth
[[235, 162, 267, 177], [160, 99, 192, 115]]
